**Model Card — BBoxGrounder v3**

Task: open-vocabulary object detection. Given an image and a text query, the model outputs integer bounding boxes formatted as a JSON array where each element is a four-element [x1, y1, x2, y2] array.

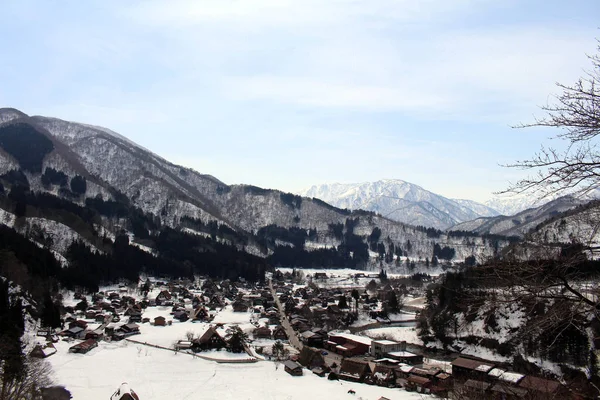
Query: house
[[518, 375, 563, 397], [459, 379, 491, 398], [405, 374, 432, 393], [63, 326, 85, 339], [253, 326, 272, 339], [371, 339, 406, 358], [314, 272, 328, 280], [30, 343, 57, 358], [283, 360, 303, 376], [272, 326, 288, 340], [370, 365, 397, 387], [300, 330, 324, 347], [232, 300, 249, 312], [68, 339, 98, 354], [298, 347, 326, 370], [121, 323, 140, 334], [451, 357, 494, 381], [84, 329, 104, 340], [173, 310, 189, 322], [154, 316, 166, 326], [68, 320, 88, 330], [191, 306, 209, 321], [192, 327, 226, 351], [156, 290, 172, 304], [386, 350, 423, 365], [326, 333, 371, 357], [113, 323, 140, 340], [110, 382, 140, 400], [175, 340, 193, 350], [209, 295, 225, 309], [338, 360, 372, 383]]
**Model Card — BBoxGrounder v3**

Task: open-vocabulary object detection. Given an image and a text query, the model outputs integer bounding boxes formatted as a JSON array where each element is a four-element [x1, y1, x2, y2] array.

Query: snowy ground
[[48, 340, 430, 400], [362, 327, 423, 346]]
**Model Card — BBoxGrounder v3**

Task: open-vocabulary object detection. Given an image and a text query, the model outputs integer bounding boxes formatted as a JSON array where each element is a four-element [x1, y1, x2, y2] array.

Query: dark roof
[[283, 360, 302, 371], [70, 339, 97, 351], [197, 327, 223, 344], [407, 374, 431, 386], [491, 383, 528, 397], [518, 376, 561, 393], [451, 357, 492, 371], [339, 360, 371, 379], [464, 379, 491, 391]]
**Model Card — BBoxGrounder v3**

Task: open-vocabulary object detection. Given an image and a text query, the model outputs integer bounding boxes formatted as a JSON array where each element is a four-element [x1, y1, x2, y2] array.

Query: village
[[32, 269, 569, 400]]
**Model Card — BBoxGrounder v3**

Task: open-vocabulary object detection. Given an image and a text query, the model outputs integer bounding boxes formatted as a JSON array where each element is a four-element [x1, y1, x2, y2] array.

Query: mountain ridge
[[298, 179, 501, 230]]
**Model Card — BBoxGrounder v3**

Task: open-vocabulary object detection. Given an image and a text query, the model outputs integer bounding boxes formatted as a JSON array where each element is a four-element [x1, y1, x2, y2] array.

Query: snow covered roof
[[372, 339, 398, 346], [488, 368, 525, 384], [330, 332, 372, 346], [373, 358, 400, 364], [387, 351, 417, 358], [475, 364, 494, 372], [110, 383, 140, 400]]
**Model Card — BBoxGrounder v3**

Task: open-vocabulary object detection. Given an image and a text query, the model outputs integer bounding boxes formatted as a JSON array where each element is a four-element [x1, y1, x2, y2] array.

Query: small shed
[[30, 343, 57, 359], [283, 360, 303, 376]]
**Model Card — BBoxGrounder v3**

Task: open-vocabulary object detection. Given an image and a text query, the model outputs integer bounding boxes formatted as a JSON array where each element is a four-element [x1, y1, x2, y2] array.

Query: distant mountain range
[[451, 196, 584, 238], [298, 180, 501, 230], [0, 107, 513, 283]]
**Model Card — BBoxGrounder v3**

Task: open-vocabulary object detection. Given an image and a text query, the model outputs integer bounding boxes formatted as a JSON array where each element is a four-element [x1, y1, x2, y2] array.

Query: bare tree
[[503, 40, 600, 199], [0, 357, 54, 400]]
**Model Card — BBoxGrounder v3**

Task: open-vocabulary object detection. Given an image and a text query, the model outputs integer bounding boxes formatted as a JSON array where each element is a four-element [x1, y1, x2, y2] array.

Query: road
[[269, 279, 303, 351]]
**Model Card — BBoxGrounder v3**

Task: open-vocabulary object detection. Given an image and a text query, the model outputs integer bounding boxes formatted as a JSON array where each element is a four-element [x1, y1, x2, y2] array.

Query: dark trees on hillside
[[41, 168, 68, 187], [433, 243, 455, 260], [70, 175, 86, 195], [0, 279, 25, 386], [0, 123, 54, 173]]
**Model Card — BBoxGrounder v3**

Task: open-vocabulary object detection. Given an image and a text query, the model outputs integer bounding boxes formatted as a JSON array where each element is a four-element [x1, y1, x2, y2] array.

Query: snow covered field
[[48, 340, 429, 400], [362, 327, 423, 346]]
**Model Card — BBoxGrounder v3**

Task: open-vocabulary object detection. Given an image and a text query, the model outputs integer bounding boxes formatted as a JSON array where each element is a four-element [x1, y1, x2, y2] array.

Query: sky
[[0, 0, 598, 202]]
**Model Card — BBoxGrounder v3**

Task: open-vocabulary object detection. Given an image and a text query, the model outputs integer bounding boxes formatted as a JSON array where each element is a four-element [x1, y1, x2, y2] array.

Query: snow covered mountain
[[298, 180, 500, 230], [450, 196, 584, 238], [0, 108, 514, 269], [484, 196, 548, 216]]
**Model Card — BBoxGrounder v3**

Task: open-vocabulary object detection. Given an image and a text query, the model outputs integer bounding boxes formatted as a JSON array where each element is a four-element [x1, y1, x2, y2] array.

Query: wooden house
[[338, 360, 372, 383], [192, 327, 226, 351], [406, 374, 432, 393], [63, 326, 85, 339], [155, 290, 172, 305], [451, 357, 494, 381], [518, 375, 563, 398], [29, 343, 57, 359], [272, 326, 288, 340], [68, 339, 98, 354], [154, 316, 166, 326], [298, 347, 326, 370], [253, 326, 272, 339], [370, 365, 397, 387], [283, 360, 303, 376]]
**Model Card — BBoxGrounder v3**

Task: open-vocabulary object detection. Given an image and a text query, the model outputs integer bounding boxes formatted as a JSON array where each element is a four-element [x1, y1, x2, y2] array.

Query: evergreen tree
[[227, 325, 248, 353], [338, 295, 348, 309], [387, 291, 400, 313]]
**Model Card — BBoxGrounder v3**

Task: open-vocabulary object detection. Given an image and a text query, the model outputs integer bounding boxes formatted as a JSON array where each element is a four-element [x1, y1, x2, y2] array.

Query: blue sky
[[1, 0, 598, 202]]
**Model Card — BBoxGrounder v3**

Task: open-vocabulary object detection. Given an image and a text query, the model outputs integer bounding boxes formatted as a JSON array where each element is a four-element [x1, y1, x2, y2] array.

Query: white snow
[[48, 340, 429, 400]]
